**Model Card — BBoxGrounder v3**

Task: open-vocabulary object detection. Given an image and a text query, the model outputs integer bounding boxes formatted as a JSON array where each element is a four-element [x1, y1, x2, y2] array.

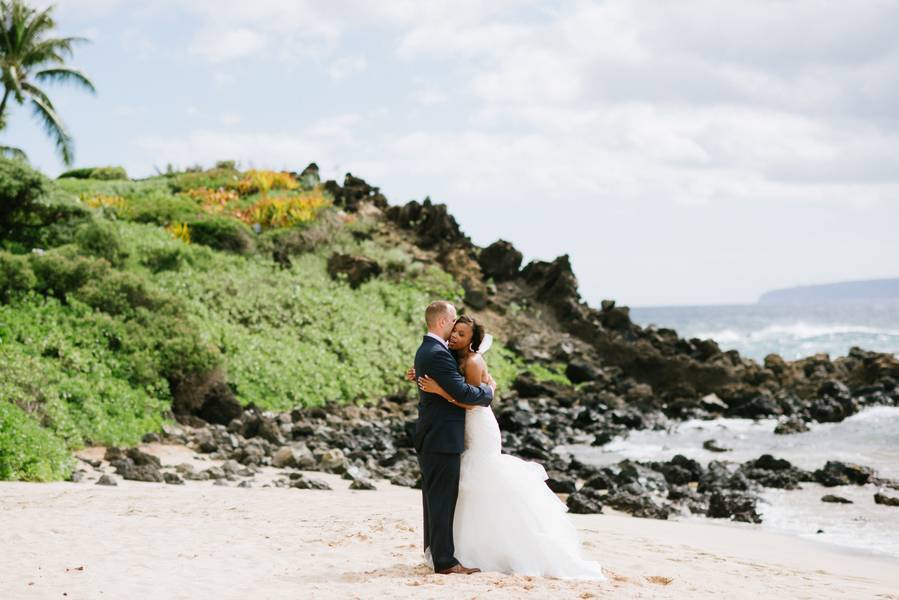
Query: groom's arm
[[429, 351, 494, 407]]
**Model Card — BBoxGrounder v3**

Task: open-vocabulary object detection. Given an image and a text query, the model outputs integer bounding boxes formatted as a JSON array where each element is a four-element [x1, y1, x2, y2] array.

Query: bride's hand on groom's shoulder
[[405, 367, 416, 382]]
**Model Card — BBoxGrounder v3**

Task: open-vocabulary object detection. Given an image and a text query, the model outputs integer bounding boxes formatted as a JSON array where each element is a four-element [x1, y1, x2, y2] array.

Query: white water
[[629, 299, 899, 361], [560, 407, 899, 558]]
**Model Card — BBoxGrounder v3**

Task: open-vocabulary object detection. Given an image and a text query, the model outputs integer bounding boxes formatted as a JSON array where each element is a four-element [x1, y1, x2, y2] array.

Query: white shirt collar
[[426, 332, 449, 348]]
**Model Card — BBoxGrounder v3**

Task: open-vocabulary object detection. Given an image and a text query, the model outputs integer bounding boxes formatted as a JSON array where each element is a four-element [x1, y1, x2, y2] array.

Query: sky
[[7, 0, 899, 307]]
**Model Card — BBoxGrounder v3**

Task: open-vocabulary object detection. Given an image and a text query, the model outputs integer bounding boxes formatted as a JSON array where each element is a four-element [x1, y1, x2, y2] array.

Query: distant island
[[758, 277, 899, 304]]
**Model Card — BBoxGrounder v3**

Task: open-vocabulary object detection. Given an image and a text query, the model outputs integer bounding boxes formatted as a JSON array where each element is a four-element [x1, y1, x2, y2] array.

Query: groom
[[413, 300, 495, 575]]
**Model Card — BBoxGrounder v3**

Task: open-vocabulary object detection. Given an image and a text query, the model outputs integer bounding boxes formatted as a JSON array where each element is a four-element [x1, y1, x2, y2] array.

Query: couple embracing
[[408, 300, 606, 579]]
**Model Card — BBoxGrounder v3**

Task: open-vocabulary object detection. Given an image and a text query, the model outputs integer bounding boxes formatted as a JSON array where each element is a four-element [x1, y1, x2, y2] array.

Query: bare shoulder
[[462, 353, 487, 381]]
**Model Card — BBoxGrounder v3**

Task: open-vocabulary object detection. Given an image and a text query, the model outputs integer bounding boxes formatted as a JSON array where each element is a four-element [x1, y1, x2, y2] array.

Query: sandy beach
[[0, 444, 899, 600], [1, 444, 897, 600]]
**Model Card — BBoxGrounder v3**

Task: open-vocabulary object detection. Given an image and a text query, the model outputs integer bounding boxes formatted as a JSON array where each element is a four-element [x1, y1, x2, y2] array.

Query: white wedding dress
[[444, 403, 606, 579]]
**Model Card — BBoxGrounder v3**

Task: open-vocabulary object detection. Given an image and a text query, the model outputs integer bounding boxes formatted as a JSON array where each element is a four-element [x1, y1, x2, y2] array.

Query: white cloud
[[135, 130, 320, 173], [188, 28, 265, 63], [221, 113, 241, 126], [119, 28, 156, 59], [37, 0, 122, 14], [113, 105, 147, 118], [304, 114, 362, 143], [132, 114, 363, 175], [328, 55, 367, 81], [412, 87, 448, 106]]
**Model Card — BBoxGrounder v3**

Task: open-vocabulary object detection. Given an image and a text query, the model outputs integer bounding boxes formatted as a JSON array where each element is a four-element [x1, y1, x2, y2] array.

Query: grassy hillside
[[0, 159, 523, 481]]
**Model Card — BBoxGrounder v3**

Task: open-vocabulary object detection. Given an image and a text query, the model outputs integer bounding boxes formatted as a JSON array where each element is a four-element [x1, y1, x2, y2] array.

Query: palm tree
[[0, 0, 95, 165]]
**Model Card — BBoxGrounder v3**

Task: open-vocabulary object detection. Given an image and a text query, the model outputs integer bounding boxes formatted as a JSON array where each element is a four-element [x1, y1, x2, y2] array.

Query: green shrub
[[0, 157, 48, 233], [150, 314, 222, 384], [57, 167, 95, 180], [75, 221, 128, 266], [0, 294, 217, 449], [33, 188, 94, 245], [167, 167, 240, 193], [488, 344, 525, 392], [0, 400, 74, 481], [121, 192, 200, 225], [0, 300, 172, 450], [73, 270, 165, 316], [529, 362, 573, 386], [259, 210, 345, 255], [29, 248, 109, 300], [91, 166, 129, 180], [56, 177, 171, 200], [0, 252, 37, 301], [188, 216, 255, 253], [58, 166, 128, 180], [140, 245, 186, 272]]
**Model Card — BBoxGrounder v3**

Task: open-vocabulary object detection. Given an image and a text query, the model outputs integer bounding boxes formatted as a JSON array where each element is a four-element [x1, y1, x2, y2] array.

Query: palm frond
[[0, 144, 27, 160], [0, 0, 91, 165], [35, 66, 95, 93], [20, 5, 55, 46], [23, 36, 87, 65], [21, 80, 50, 105], [6, 65, 24, 102], [27, 85, 73, 165]]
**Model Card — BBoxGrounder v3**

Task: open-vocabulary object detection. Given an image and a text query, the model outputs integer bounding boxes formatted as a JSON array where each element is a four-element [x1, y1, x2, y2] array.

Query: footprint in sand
[[645, 575, 673, 585]]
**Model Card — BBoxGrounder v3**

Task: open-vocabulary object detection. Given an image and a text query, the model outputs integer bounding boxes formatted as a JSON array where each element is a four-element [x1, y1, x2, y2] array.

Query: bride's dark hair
[[455, 315, 485, 352]]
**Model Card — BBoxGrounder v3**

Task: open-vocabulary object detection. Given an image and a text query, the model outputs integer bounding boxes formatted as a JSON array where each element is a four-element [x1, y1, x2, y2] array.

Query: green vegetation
[[0, 157, 526, 480], [0, 155, 47, 235], [58, 166, 128, 180], [528, 362, 573, 387], [0, 399, 73, 481], [0, 0, 96, 164]]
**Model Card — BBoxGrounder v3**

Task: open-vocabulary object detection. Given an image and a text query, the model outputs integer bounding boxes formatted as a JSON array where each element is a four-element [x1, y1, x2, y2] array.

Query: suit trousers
[[418, 451, 461, 572]]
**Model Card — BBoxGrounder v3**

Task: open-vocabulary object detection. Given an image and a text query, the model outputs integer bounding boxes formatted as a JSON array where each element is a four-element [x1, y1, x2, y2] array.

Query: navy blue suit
[[413, 335, 493, 572]]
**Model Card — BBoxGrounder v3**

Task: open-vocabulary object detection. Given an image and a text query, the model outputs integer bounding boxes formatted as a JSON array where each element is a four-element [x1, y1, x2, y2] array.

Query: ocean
[[564, 299, 899, 558], [628, 298, 899, 362]]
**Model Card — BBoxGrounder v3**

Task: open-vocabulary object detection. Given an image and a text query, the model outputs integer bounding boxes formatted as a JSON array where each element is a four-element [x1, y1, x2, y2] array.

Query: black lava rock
[[821, 494, 853, 504], [813, 461, 874, 487]]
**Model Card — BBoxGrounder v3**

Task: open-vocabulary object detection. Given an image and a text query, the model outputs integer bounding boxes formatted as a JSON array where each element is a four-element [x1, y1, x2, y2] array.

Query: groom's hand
[[405, 367, 416, 382]]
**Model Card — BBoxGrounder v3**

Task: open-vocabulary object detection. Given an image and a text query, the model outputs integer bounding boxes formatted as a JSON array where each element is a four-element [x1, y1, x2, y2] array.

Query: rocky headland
[[90, 165, 899, 524]]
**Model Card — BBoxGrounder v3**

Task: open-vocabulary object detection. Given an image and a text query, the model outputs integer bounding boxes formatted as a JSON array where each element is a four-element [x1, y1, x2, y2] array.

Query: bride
[[413, 315, 605, 580]]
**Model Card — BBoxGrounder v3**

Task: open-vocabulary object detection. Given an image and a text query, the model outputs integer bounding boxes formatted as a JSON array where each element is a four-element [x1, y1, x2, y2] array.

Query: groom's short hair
[[425, 301, 454, 327]]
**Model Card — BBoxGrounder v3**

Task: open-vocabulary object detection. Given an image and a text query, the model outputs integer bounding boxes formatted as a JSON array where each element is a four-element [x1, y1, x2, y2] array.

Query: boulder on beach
[[813, 461, 874, 487], [821, 494, 853, 504], [874, 493, 899, 507]]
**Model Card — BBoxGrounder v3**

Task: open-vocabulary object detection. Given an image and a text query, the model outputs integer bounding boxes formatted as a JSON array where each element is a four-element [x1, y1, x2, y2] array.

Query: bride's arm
[[419, 357, 495, 410], [418, 375, 478, 410]]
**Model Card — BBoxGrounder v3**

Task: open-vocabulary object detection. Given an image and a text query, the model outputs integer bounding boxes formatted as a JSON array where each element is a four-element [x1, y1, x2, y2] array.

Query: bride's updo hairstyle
[[455, 315, 485, 352]]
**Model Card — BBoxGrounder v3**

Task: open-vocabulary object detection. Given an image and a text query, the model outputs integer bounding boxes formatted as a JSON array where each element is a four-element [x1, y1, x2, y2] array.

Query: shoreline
[[561, 404, 899, 560], [1, 443, 897, 599]]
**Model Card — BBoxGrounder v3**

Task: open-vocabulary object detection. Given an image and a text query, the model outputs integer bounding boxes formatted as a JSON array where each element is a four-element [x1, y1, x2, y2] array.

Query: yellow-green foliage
[[236, 169, 299, 195], [167, 222, 191, 244], [80, 193, 126, 210], [235, 189, 331, 229], [529, 362, 573, 386]]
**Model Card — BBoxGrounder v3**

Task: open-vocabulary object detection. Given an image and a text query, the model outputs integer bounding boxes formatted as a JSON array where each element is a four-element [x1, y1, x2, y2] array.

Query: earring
[[469, 343, 475, 352]]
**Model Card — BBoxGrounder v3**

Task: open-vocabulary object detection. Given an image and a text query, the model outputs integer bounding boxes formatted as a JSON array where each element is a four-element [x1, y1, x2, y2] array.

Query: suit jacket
[[413, 335, 494, 454]]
